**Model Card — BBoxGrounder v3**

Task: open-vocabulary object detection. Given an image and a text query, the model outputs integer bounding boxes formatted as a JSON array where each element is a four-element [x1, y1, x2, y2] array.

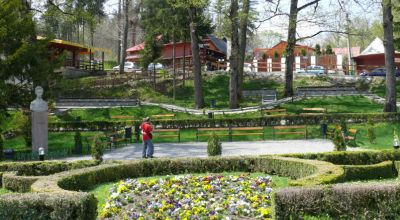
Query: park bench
[[230, 127, 264, 141], [111, 115, 135, 121], [196, 128, 230, 141], [151, 114, 176, 120], [107, 131, 128, 148], [327, 127, 358, 146], [272, 125, 308, 139], [153, 129, 181, 142], [296, 86, 358, 97], [300, 108, 327, 115], [262, 109, 287, 117], [242, 89, 277, 104]]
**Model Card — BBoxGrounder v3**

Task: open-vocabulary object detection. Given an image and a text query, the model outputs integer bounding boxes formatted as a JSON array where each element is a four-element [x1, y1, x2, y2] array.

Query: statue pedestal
[[30, 86, 48, 153], [31, 111, 48, 153]]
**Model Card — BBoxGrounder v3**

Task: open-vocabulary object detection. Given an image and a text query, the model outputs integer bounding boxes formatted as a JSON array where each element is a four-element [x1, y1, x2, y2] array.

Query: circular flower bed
[[100, 174, 274, 219]]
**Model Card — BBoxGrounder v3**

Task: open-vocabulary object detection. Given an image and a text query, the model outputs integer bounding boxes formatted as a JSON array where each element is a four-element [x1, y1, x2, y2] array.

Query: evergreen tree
[[325, 45, 334, 55], [315, 44, 322, 55]]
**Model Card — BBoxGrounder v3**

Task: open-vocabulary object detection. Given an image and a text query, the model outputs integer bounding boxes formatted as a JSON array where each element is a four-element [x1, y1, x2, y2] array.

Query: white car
[[147, 63, 164, 70], [113, 62, 138, 73]]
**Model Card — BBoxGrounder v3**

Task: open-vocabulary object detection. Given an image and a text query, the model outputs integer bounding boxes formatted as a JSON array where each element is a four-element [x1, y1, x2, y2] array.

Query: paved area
[[64, 139, 362, 161]]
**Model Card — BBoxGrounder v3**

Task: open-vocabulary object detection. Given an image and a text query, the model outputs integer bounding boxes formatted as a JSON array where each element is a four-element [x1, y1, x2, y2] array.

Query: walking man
[[140, 117, 154, 158]]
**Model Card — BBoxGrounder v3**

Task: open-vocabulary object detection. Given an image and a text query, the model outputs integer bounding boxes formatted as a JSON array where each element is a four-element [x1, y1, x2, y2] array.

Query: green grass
[[88, 172, 289, 213], [352, 122, 400, 150], [4, 131, 103, 153], [0, 188, 13, 195], [282, 96, 384, 114]]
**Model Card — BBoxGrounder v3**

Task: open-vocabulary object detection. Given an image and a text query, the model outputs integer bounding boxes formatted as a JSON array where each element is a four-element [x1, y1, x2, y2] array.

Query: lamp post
[[38, 147, 45, 161], [394, 136, 399, 150]]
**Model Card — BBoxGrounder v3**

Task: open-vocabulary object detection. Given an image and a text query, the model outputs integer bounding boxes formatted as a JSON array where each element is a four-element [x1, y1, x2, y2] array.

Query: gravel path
[[64, 139, 362, 161]]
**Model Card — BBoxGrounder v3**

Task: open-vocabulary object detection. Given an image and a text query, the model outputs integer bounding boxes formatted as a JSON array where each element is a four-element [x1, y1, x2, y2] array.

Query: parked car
[[297, 65, 326, 75], [360, 68, 400, 77], [147, 63, 164, 71], [112, 62, 139, 73]]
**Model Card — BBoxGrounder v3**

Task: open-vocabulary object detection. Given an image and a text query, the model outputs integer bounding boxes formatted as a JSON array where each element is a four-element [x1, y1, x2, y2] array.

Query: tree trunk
[[383, 0, 397, 112], [183, 40, 186, 86], [173, 34, 176, 100], [237, 0, 250, 100], [130, 1, 141, 46], [284, 0, 298, 97], [188, 8, 204, 109], [119, 0, 129, 75], [117, 0, 122, 65], [229, 0, 239, 109]]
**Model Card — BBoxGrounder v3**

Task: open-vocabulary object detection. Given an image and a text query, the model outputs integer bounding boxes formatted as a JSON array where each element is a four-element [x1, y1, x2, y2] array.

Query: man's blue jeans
[[142, 139, 154, 158]]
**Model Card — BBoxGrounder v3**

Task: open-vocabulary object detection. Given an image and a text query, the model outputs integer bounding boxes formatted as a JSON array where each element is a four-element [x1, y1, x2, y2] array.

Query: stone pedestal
[[31, 111, 48, 153], [30, 86, 48, 153]]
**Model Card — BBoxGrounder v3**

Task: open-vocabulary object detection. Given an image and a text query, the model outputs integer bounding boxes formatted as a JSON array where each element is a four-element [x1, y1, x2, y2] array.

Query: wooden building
[[253, 41, 315, 59], [353, 38, 400, 73], [126, 35, 227, 70]]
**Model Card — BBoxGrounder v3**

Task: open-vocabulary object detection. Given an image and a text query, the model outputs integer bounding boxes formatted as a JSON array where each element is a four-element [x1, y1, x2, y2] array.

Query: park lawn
[[282, 96, 384, 114], [89, 173, 289, 214], [352, 122, 400, 150], [4, 131, 103, 154]]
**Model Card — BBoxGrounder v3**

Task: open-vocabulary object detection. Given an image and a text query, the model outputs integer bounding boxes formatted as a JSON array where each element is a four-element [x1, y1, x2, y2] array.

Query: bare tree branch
[[298, 0, 321, 12], [46, 0, 74, 15], [296, 30, 355, 41]]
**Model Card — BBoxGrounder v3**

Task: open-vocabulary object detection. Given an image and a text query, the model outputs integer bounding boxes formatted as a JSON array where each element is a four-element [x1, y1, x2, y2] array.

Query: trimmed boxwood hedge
[[275, 183, 400, 219], [282, 150, 400, 165], [3, 172, 40, 192], [49, 112, 400, 131], [52, 156, 343, 191], [342, 161, 396, 181], [0, 192, 96, 220]]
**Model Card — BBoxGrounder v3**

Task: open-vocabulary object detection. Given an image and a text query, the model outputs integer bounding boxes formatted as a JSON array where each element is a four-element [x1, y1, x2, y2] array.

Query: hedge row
[[48, 112, 400, 131], [282, 150, 400, 165], [0, 192, 97, 220], [3, 173, 40, 192], [275, 183, 400, 219], [0, 160, 98, 176], [342, 161, 396, 181], [53, 156, 343, 191]]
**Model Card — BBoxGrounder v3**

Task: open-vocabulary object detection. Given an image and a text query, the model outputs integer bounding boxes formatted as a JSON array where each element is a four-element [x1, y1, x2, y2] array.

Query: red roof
[[126, 42, 145, 52]]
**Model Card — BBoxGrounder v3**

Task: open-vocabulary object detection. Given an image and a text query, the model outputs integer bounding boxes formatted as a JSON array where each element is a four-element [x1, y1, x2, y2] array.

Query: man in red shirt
[[140, 117, 154, 158]]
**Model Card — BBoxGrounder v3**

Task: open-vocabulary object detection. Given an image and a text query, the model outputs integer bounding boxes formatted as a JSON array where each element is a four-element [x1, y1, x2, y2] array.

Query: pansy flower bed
[[100, 174, 274, 219]]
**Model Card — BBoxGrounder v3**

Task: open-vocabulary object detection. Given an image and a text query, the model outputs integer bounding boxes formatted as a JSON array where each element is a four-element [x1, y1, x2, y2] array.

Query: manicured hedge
[[342, 161, 396, 181], [3, 173, 40, 192], [0, 192, 97, 220], [49, 112, 400, 131], [53, 157, 343, 191], [282, 150, 400, 165], [0, 160, 98, 176], [275, 183, 400, 219]]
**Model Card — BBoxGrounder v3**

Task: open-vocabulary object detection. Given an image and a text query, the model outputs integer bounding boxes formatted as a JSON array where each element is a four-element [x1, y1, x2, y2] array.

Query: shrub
[[0, 133, 3, 161], [0, 192, 97, 220], [275, 184, 400, 219], [2, 172, 40, 192], [207, 133, 222, 156], [342, 161, 396, 181], [74, 130, 82, 154], [21, 113, 32, 147], [333, 125, 346, 151], [282, 150, 400, 165], [367, 117, 376, 144], [91, 135, 105, 163]]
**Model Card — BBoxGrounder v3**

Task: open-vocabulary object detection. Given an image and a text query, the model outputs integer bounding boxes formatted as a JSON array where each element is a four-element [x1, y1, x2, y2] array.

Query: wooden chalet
[[126, 35, 227, 70], [353, 38, 400, 73], [38, 36, 109, 73], [254, 41, 315, 59]]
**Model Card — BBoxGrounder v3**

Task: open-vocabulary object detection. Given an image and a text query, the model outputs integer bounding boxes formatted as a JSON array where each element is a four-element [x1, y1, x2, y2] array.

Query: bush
[[0, 192, 97, 220], [74, 130, 82, 154], [0, 134, 3, 161], [333, 125, 346, 151], [2, 172, 39, 192], [367, 117, 376, 144], [282, 150, 400, 165], [207, 133, 222, 156], [275, 184, 400, 219], [91, 135, 105, 163], [342, 161, 396, 181]]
